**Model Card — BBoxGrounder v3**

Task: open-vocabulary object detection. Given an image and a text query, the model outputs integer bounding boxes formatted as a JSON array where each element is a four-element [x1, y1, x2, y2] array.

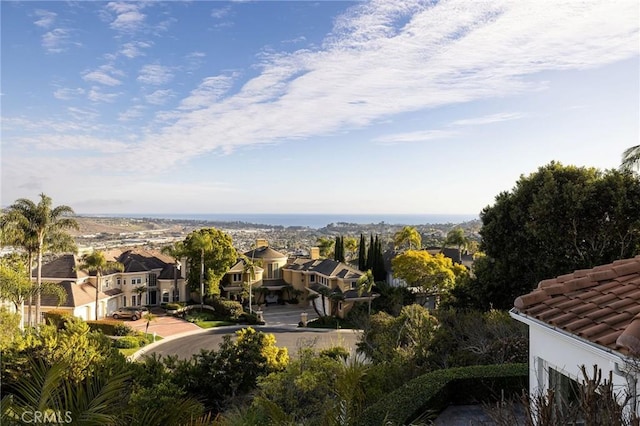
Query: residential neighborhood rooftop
[[512, 256, 640, 356]]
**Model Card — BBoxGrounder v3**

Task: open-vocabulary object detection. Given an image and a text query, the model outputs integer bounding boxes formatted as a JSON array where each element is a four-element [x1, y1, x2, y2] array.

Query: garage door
[[107, 297, 118, 316]]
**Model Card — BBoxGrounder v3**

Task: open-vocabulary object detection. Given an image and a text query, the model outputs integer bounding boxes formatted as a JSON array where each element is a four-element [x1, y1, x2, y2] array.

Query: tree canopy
[[462, 162, 640, 310], [182, 228, 237, 297], [391, 250, 467, 296], [393, 226, 421, 251]]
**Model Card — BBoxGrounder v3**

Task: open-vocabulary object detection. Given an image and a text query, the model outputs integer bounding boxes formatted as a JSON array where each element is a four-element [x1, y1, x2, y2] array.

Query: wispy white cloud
[[34, 9, 57, 29], [120, 41, 152, 58], [106, 2, 146, 33], [374, 130, 458, 145], [53, 87, 86, 100], [137, 64, 173, 85], [5, 0, 639, 181], [211, 6, 232, 20], [87, 87, 121, 103], [178, 75, 235, 110], [119, 105, 146, 121], [41, 28, 71, 53], [450, 112, 526, 127], [145, 89, 175, 105], [82, 65, 124, 86]]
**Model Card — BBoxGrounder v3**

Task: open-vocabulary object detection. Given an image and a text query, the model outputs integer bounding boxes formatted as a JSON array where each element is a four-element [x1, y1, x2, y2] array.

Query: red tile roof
[[513, 256, 640, 356]]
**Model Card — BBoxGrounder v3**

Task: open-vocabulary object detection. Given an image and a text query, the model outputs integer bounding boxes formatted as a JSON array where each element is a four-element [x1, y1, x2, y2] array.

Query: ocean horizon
[[82, 213, 479, 229]]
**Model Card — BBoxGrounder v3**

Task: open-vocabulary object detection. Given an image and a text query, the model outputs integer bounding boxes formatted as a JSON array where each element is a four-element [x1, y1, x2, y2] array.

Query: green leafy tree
[[391, 250, 467, 296], [358, 234, 367, 271], [161, 241, 185, 302], [357, 269, 375, 314], [393, 226, 422, 251], [242, 256, 258, 314], [316, 237, 334, 259], [253, 346, 367, 425], [183, 228, 237, 305], [171, 327, 288, 412], [357, 304, 439, 367], [0, 262, 66, 330], [334, 236, 345, 263], [443, 227, 469, 263], [340, 236, 357, 262], [470, 162, 640, 310], [78, 250, 124, 320], [2, 194, 78, 325]]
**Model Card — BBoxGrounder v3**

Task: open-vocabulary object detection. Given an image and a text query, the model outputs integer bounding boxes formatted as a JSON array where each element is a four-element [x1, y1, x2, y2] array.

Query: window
[[268, 263, 274, 279], [350, 281, 357, 289], [123, 279, 127, 285], [117, 278, 121, 285], [131, 295, 137, 306], [148, 273, 157, 287], [549, 367, 582, 418], [104, 279, 110, 288], [233, 273, 242, 282], [123, 296, 127, 307], [162, 292, 170, 303], [309, 275, 315, 282]]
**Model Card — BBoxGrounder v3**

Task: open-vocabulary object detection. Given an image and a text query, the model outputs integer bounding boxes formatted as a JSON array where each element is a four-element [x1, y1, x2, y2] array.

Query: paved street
[[140, 326, 361, 359], [131, 304, 360, 360]]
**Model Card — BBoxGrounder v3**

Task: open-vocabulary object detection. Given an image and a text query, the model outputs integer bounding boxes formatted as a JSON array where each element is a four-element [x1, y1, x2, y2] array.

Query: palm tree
[[161, 241, 185, 302], [78, 250, 124, 320], [621, 145, 640, 172], [4, 194, 78, 325], [357, 269, 375, 315], [393, 226, 421, 251], [143, 312, 156, 335], [443, 227, 469, 263], [188, 231, 213, 308], [242, 256, 257, 314]]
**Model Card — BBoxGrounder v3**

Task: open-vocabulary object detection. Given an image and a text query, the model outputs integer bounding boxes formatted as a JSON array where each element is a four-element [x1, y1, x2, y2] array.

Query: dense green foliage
[[454, 162, 640, 310], [1, 193, 78, 327], [183, 227, 237, 296], [359, 363, 528, 425]]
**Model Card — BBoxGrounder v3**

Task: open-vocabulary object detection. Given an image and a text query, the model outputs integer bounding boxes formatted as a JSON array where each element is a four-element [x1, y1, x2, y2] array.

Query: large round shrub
[[114, 336, 140, 349]]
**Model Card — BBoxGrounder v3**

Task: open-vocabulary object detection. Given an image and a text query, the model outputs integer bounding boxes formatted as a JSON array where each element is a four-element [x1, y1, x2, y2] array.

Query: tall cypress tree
[[366, 235, 375, 270], [338, 236, 345, 263], [358, 234, 366, 270], [374, 236, 386, 282], [334, 236, 340, 262]]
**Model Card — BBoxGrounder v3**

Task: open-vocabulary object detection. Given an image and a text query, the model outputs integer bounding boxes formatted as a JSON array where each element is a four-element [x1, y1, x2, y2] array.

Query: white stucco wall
[[512, 312, 639, 417]]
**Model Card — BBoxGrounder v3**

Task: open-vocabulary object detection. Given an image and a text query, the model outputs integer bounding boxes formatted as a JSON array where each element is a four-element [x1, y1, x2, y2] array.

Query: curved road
[[143, 326, 362, 359]]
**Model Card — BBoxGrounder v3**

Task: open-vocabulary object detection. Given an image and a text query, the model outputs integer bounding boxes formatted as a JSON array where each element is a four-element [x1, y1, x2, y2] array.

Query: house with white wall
[[510, 256, 640, 418], [32, 248, 186, 322]]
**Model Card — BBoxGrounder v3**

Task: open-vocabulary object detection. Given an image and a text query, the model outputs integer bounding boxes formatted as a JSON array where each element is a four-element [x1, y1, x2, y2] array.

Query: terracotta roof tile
[[568, 302, 599, 315], [564, 317, 593, 332], [612, 260, 640, 276], [590, 293, 618, 306], [512, 256, 640, 356], [608, 298, 637, 311], [564, 276, 596, 292], [594, 330, 623, 346], [617, 317, 640, 354]]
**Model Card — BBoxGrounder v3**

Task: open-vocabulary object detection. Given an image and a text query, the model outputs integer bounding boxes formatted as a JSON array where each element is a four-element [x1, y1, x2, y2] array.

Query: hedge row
[[87, 319, 127, 336], [359, 363, 528, 425]]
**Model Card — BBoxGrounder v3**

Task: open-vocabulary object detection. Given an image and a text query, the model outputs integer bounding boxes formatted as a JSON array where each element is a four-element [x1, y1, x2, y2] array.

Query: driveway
[[128, 312, 200, 337], [129, 304, 359, 360]]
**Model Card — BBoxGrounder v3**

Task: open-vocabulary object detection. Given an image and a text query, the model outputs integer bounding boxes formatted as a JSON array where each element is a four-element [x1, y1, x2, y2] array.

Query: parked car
[[112, 307, 142, 321]]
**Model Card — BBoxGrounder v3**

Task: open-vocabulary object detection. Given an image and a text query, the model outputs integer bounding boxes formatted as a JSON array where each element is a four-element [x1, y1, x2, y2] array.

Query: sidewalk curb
[[129, 326, 212, 361]]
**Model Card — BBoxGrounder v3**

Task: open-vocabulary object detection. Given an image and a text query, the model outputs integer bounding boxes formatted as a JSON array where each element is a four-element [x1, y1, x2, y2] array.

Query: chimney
[[310, 247, 320, 260], [256, 239, 268, 248]]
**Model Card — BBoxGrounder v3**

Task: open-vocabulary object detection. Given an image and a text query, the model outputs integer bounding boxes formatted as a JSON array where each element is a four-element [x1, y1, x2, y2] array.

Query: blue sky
[[1, 1, 638, 216]]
